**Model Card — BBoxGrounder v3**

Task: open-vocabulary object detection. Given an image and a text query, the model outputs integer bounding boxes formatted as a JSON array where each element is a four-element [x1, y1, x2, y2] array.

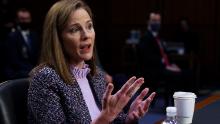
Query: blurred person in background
[[138, 12, 193, 106], [175, 18, 199, 56], [175, 18, 200, 91], [4, 8, 40, 80]]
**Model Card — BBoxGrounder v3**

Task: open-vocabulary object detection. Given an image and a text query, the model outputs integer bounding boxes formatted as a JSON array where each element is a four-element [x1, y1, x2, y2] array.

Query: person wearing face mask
[[3, 8, 40, 80], [138, 12, 193, 107]]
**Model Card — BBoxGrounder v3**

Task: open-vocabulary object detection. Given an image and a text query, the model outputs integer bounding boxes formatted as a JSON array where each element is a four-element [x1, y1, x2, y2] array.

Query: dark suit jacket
[[4, 29, 40, 79], [28, 65, 127, 123], [138, 30, 166, 80]]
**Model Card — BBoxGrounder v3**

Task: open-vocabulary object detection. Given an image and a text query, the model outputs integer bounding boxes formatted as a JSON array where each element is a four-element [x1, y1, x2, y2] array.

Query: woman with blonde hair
[[27, 0, 155, 123]]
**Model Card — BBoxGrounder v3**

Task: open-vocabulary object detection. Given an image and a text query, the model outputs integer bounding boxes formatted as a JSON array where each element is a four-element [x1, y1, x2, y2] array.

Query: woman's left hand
[[125, 88, 156, 124]]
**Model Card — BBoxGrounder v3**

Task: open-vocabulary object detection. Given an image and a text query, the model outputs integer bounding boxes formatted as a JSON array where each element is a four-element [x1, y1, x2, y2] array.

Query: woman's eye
[[88, 23, 93, 30], [70, 27, 80, 33]]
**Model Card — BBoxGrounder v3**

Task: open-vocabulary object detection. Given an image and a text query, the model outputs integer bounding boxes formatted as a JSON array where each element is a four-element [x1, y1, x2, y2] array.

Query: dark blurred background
[[0, 0, 219, 92], [0, 0, 220, 123]]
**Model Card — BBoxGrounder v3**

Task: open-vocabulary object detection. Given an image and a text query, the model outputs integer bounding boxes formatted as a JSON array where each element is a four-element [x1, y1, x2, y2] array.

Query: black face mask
[[19, 22, 31, 30], [150, 22, 160, 32]]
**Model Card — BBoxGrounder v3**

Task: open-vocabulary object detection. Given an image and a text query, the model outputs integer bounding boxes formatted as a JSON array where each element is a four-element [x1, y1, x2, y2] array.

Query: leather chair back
[[0, 78, 29, 124]]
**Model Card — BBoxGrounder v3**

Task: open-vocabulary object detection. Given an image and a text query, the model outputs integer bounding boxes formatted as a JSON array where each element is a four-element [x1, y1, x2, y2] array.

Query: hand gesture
[[94, 76, 144, 123], [126, 88, 156, 123]]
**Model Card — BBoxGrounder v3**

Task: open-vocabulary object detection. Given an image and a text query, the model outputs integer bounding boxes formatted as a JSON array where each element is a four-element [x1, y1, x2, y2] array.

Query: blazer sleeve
[[28, 69, 66, 124]]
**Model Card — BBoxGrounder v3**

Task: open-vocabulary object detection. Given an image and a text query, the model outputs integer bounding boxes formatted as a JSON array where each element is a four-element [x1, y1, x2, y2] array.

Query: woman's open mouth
[[80, 44, 91, 53]]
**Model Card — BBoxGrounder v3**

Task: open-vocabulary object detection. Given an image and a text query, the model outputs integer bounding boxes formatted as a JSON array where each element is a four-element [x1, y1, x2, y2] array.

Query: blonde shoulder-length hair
[[40, 0, 96, 84]]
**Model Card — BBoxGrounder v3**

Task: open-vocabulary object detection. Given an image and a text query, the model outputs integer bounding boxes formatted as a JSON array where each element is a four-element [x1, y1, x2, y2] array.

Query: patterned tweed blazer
[[27, 65, 127, 124]]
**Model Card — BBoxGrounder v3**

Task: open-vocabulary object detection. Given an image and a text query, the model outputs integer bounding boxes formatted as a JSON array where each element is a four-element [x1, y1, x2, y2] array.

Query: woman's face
[[61, 8, 95, 65]]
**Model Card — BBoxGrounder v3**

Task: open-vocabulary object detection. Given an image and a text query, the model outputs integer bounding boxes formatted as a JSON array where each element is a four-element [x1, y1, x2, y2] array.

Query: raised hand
[[126, 88, 156, 123], [93, 76, 145, 123]]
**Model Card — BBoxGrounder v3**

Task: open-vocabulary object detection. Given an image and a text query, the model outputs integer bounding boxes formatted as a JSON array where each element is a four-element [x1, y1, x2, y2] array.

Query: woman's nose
[[81, 29, 90, 40]]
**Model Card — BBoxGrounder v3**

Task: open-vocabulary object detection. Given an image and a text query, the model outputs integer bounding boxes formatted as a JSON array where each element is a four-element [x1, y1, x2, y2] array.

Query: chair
[[0, 78, 30, 124]]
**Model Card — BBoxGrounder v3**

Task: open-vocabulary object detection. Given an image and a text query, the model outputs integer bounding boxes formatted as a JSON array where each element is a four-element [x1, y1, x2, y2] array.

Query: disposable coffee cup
[[173, 92, 197, 124]]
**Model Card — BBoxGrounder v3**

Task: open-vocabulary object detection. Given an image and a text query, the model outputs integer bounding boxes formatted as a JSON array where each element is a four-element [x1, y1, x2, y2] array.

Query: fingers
[[148, 92, 156, 102], [132, 111, 139, 120], [102, 83, 114, 109], [134, 92, 156, 118], [114, 77, 143, 110], [138, 105, 145, 117], [143, 92, 156, 112], [136, 88, 149, 101], [106, 83, 114, 97], [131, 88, 149, 107], [126, 78, 144, 97], [119, 76, 136, 95]]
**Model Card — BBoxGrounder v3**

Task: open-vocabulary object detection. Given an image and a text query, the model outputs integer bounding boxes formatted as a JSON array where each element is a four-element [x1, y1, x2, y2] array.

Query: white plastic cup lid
[[173, 91, 197, 99], [166, 106, 177, 116]]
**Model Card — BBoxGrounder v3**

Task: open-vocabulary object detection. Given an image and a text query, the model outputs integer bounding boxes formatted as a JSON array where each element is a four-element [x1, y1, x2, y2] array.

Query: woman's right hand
[[93, 76, 144, 124]]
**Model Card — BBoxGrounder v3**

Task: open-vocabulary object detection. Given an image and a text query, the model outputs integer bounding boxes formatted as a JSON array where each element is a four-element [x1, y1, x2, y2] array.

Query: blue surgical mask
[[150, 22, 160, 32]]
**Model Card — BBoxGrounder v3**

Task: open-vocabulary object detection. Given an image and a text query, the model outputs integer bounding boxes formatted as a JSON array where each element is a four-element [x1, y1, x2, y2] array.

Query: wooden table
[[195, 93, 220, 110]]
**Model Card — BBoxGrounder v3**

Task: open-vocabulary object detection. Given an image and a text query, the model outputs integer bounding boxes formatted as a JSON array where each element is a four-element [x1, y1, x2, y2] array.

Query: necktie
[[155, 37, 170, 66]]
